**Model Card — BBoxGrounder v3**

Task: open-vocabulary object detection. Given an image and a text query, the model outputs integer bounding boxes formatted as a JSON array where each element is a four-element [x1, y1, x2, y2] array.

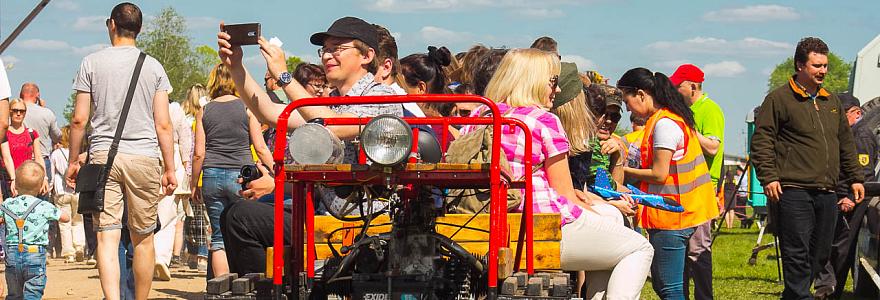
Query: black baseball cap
[[838, 92, 861, 111], [310, 17, 379, 51]]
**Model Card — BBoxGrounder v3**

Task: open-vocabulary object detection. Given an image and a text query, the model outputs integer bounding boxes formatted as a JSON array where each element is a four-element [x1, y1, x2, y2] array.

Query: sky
[[1, 0, 878, 156]]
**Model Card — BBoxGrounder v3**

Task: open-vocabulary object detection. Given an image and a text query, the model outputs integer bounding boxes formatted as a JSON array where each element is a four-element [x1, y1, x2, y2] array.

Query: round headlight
[[360, 115, 413, 166], [289, 123, 344, 164]]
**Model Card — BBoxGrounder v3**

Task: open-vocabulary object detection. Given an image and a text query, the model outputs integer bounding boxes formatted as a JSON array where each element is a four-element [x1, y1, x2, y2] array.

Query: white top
[[50, 148, 73, 194], [652, 118, 685, 161], [0, 58, 10, 100]]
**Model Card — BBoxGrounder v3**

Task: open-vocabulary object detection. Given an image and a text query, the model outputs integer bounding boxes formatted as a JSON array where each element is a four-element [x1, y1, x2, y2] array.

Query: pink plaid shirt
[[461, 103, 583, 225]]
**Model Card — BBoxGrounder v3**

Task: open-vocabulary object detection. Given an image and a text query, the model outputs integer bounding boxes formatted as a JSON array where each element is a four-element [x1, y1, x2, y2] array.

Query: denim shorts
[[202, 167, 244, 251], [5, 245, 47, 300]]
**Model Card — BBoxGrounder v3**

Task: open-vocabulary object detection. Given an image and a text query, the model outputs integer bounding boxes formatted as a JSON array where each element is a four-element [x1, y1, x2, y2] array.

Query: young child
[[1, 160, 70, 299]]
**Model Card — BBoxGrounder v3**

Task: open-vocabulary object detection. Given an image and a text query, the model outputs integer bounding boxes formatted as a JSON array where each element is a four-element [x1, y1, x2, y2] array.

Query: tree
[[138, 7, 209, 101], [63, 91, 76, 124], [767, 52, 851, 93], [194, 45, 220, 75], [286, 56, 303, 73]]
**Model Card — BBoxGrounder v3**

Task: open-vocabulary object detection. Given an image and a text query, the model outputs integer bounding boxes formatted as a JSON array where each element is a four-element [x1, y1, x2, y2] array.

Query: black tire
[[854, 215, 879, 298], [859, 96, 880, 138]]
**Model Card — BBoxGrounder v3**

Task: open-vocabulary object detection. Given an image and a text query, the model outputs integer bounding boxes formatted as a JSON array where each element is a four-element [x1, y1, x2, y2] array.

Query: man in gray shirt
[[65, 3, 176, 300], [20, 83, 61, 184]]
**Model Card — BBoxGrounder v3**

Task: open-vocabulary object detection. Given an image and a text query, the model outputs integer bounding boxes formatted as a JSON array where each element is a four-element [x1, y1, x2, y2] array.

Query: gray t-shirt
[[202, 99, 252, 169], [72, 46, 172, 158], [24, 103, 61, 158]]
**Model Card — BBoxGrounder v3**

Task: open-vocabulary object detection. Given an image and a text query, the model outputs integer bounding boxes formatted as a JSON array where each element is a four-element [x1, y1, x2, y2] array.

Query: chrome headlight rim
[[360, 114, 413, 166]]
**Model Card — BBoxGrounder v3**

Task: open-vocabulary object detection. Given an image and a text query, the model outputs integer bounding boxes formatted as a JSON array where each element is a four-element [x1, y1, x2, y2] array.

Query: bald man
[[20, 83, 61, 187]]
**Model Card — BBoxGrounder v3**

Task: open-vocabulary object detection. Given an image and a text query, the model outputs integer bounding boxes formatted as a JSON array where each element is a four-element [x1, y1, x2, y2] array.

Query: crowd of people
[[0, 2, 870, 300]]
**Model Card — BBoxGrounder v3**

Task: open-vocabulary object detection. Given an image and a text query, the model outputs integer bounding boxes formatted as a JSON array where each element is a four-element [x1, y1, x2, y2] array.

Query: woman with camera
[[190, 64, 274, 278]]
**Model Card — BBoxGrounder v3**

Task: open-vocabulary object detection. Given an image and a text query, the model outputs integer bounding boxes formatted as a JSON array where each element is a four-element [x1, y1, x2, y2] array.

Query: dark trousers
[[83, 214, 98, 258], [814, 199, 868, 298], [777, 188, 838, 300], [221, 200, 292, 276]]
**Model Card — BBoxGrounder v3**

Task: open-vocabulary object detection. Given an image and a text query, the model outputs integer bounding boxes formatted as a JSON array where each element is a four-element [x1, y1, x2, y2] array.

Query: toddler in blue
[[1, 160, 69, 300]]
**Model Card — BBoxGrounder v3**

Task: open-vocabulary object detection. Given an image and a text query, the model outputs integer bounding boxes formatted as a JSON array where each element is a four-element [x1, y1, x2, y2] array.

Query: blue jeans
[[202, 167, 243, 251], [647, 227, 695, 300], [5, 246, 47, 300], [119, 228, 135, 300]]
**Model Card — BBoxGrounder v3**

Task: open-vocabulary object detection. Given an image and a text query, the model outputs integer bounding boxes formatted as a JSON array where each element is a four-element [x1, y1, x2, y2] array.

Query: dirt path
[[1, 257, 206, 299]]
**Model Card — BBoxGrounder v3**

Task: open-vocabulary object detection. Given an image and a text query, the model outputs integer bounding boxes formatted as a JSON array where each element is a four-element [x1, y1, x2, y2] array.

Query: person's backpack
[[445, 122, 523, 214]]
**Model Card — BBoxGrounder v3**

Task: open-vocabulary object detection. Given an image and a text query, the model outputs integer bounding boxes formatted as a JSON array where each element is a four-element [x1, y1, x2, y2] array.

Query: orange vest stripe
[[638, 109, 720, 230]]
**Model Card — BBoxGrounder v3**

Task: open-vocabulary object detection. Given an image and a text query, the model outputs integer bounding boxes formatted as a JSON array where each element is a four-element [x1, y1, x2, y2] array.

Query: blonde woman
[[181, 84, 210, 271], [191, 64, 273, 277], [460, 49, 653, 299]]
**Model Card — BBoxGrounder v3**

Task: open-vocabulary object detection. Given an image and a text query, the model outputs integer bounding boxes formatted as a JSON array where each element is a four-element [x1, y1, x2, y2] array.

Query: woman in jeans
[[191, 64, 274, 277], [460, 49, 653, 300], [619, 68, 718, 300]]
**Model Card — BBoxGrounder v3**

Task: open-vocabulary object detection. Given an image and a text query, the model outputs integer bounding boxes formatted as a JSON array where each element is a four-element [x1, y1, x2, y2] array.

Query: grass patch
[[637, 218, 861, 299]]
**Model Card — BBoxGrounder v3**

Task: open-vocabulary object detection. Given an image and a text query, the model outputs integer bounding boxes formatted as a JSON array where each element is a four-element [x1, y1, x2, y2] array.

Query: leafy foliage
[[767, 52, 851, 93], [137, 7, 215, 101]]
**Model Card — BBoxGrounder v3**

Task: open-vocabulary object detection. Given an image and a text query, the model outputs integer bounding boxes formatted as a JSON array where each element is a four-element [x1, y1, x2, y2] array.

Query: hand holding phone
[[223, 23, 261, 45]]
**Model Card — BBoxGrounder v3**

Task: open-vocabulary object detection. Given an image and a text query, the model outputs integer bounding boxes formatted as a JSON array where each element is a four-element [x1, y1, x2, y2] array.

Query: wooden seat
[[310, 213, 562, 270]]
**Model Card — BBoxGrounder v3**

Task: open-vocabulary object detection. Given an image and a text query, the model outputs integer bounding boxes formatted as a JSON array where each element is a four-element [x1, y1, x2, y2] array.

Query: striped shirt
[[461, 103, 583, 225]]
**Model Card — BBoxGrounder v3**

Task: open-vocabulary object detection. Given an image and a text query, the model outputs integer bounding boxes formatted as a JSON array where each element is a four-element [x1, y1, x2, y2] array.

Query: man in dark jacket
[[751, 37, 865, 300], [813, 93, 877, 299]]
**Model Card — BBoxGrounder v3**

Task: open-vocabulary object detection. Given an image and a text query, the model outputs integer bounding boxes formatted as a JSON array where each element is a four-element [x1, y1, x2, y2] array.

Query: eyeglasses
[[11, 109, 26, 114], [549, 75, 559, 91], [318, 45, 356, 58], [308, 82, 330, 91]]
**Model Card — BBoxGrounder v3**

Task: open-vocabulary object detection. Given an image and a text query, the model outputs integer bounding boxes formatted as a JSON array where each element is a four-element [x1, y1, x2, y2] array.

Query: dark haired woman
[[400, 46, 456, 116], [618, 67, 719, 300]]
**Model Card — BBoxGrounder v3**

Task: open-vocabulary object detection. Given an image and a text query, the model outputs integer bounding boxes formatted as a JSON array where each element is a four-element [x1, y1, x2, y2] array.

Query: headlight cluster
[[360, 115, 413, 166], [288, 115, 441, 166]]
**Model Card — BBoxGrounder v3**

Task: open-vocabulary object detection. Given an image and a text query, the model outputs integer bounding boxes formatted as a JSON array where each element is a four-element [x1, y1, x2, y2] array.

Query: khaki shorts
[[88, 151, 163, 235]]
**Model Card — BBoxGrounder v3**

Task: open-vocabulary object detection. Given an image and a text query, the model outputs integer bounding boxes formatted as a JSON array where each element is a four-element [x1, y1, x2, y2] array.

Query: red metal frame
[[271, 95, 537, 298]]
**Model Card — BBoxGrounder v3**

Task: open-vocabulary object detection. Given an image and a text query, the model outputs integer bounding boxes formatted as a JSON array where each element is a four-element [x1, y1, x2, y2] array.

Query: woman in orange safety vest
[[618, 67, 719, 300]]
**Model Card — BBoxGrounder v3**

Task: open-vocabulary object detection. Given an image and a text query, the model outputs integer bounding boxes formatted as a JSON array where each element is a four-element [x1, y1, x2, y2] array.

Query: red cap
[[669, 64, 704, 87]]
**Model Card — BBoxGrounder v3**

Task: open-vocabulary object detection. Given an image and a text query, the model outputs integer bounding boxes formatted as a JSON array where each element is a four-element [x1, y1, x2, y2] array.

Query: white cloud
[[420, 26, 473, 44], [515, 8, 565, 18], [363, 0, 597, 13], [186, 17, 221, 30], [654, 60, 692, 70], [53, 0, 80, 11], [646, 37, 793, 56], [14, 39, 108, 56], [17, 39, 71, 51], [703, 5, 800, 22], [702, 61, 747, 77], [73, 16, 107, 32], [561, 55, 596, 70], [73, 44, 110, 55]]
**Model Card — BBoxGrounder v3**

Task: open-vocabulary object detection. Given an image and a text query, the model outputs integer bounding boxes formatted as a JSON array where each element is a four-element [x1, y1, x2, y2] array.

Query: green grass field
[[636, 220, 861, 299]]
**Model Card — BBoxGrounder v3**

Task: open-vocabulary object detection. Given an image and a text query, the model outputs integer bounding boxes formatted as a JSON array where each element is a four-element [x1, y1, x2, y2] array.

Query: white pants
[[561, 203, 654, 300], [154, 195, 183, 266], [55, 193, 85, 256]]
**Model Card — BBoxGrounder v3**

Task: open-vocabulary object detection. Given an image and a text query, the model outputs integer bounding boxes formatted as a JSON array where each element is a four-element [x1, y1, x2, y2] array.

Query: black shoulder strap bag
[[76, 52, 147, 214]]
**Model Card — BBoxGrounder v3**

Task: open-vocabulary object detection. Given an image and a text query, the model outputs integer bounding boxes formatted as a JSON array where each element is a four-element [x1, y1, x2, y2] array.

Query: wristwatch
[[277, 72, 292, 87]]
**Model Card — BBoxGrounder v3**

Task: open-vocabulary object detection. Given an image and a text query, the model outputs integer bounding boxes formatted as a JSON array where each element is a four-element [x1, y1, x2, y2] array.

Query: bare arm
[[153, 90, 177, 194], [190, 108, 206, 191], [217, 26, 305, 130], [247, 110, 274, 169], [609, 151, 626, 188], [2, 143, 15, 193], [624, 149, 674, 183], [696, 132, 720, 156], [545, 153, 596, 212], [65, 91, 91, 189], [0, 100, 7, 143]]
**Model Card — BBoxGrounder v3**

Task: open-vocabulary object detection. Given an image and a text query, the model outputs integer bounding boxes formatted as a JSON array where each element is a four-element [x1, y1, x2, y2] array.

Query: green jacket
[[751, 76, 863, 190]]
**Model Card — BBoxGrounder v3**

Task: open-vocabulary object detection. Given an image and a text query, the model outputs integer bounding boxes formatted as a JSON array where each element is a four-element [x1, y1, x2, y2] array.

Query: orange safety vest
[[638, 108, 719, 230]]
